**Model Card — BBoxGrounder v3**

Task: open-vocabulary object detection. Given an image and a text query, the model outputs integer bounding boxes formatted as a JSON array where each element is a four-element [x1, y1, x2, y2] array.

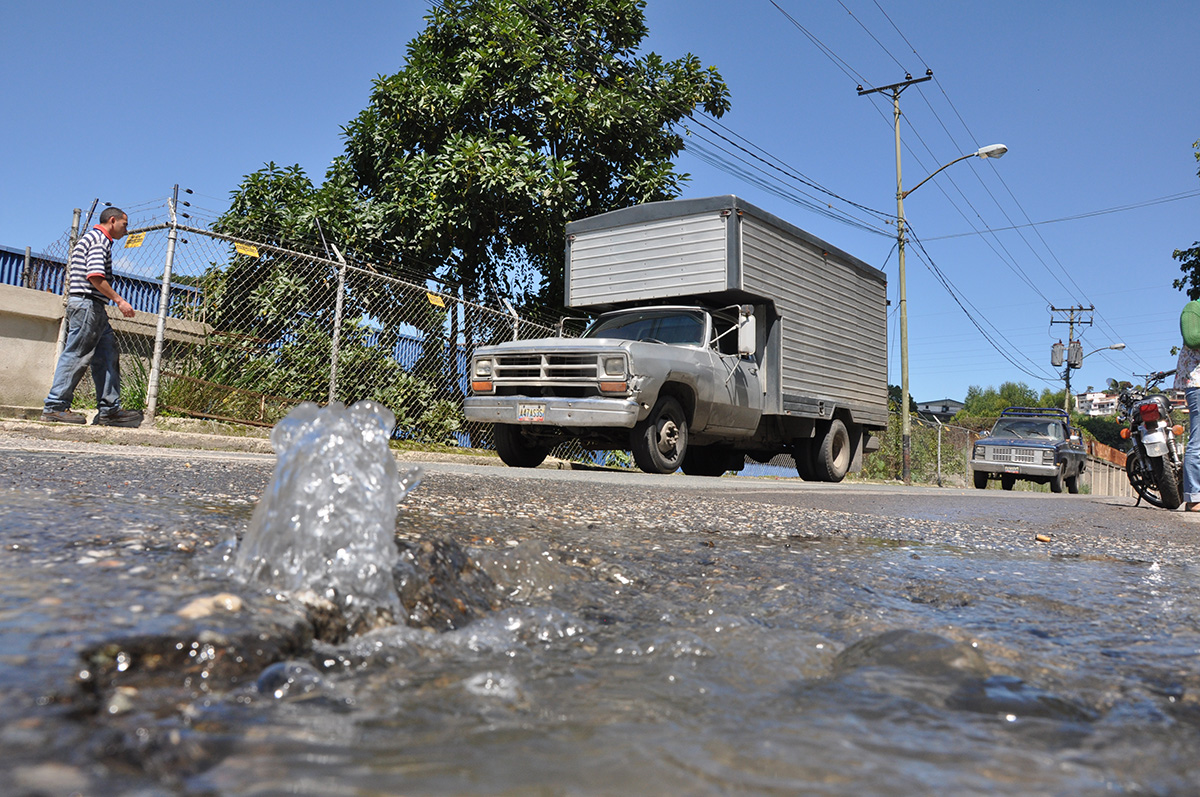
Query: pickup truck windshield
[[991, 419, 1065, 441], [583, 310, 706, 346]]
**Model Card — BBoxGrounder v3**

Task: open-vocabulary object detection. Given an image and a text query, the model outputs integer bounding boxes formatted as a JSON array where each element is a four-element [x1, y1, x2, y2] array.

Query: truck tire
[[792, 442, 817, 480], [1049, 464, 1065, 494], [811, 419, 851, 483], [493, 424, 550, 469], [1001, 475, 1015, 490], [631, 396, 688, 474], [973, 470, 989, 489], [1066, 469, 1080, 494], [681, 445, 736, 477]]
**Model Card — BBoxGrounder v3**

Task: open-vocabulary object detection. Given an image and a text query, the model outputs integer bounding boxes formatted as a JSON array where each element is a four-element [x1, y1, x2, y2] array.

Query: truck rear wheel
[[812, 419, 851, 483], [494, 424, 550, 469], [631, 396, 688, 474]]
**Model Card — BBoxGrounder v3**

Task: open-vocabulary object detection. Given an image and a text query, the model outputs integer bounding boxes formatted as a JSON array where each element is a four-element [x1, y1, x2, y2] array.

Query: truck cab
[[466, 304, 762, 474]]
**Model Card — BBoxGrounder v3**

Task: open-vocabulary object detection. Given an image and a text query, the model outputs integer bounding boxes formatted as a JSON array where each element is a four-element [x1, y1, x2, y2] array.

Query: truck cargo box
[[565, 196, 888, 427]]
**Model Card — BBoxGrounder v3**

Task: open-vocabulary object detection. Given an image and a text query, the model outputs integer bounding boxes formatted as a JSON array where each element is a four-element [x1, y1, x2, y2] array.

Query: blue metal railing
[[0, 243, 199, 316]]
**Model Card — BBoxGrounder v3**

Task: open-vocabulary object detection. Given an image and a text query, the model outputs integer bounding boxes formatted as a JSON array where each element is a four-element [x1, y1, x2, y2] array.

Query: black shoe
[[41, 409, 87, 424], [93, 409, 144, 428]]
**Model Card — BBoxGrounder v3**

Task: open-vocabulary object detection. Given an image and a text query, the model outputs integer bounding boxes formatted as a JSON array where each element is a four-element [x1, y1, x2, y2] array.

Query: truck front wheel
[[494, 424, 550, 469], [631, 396, 689, 474]]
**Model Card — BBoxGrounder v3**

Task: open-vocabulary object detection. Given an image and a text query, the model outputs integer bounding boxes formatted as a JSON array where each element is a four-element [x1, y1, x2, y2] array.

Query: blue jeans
[[44, 296, 122, 414], [1185, 387, 1200, 504]]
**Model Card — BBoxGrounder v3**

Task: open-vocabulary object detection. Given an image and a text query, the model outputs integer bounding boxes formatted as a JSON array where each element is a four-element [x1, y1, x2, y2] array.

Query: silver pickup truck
[[467, 304, 760, 475], [464, 196, 890, 480]]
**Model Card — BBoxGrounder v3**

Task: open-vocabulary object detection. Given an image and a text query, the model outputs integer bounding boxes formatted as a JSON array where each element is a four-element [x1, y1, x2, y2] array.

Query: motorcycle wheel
[[1151, 454, 1183, 510], [1125, 449, 1167, 508]]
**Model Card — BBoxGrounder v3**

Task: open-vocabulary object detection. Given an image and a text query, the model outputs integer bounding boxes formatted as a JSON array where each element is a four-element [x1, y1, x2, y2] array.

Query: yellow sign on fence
[[426, 292, 445, 308], [124, 233, 145, 248], [234, 242, 260, 258]]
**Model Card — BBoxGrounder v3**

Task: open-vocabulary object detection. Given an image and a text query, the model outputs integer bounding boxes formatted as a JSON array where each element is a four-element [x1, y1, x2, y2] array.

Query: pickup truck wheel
[[1049, 464, 1065, 494], [1066, 472, 1080, 494], [493, 424, 550, 469], [973, 470, 989, 489], [812, 419, 851, 483], [1001, 475, 1016, 491], [631, 396, 688, 474]]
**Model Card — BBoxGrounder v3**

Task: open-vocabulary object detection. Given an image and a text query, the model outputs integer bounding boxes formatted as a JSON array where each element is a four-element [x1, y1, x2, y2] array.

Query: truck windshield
[[991, 419, 1064, 440], [583, 310, 706, 346]]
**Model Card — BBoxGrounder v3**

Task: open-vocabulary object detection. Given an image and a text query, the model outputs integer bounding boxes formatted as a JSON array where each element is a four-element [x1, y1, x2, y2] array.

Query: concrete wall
[[0, 284, 63, 406], [0, 283, 210, 409]]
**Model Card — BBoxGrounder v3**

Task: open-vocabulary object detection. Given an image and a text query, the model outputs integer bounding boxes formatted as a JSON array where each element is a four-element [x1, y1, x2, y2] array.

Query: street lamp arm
[[900, 144, 1008, 200], [901, 153, 973, 199]]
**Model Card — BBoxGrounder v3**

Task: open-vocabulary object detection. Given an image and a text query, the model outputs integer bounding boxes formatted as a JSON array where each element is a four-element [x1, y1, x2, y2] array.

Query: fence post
[[23, 247, 32, 289], [329, 244, 349, 405], [145, 188, 181, 420], [51, 208, 84, 369]]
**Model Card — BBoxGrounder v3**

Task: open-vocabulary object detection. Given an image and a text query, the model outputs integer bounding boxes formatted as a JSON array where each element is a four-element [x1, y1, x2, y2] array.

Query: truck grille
[[983, 446, 1036, 464], [494, 353, 600, 381]]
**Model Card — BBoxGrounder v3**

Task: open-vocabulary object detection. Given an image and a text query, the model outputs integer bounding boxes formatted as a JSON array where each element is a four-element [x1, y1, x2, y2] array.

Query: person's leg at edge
[[43, 297, 101, 414], [1185, 386, 1200, 510], [91, 315, 121, 415]]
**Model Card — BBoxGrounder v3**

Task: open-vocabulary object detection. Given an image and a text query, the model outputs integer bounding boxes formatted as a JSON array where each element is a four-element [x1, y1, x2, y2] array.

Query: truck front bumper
[[969, 460, 1060, 479], [464, 396, 642, 428]]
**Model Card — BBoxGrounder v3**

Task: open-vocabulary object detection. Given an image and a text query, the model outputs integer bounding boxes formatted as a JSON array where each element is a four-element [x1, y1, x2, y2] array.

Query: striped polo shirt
[[67, 226, 114, 299]]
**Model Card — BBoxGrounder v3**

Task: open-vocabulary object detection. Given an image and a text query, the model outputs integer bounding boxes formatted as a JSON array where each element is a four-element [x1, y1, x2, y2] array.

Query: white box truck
[[464, 195, 888, 480]]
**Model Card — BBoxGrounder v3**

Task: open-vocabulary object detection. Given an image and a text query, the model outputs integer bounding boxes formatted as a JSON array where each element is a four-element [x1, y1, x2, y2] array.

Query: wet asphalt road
[[2, 423, 1199, 566]]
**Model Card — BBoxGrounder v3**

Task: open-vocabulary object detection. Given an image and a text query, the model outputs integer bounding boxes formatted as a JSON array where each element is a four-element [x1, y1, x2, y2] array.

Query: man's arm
[[87, 275, 136, 318]]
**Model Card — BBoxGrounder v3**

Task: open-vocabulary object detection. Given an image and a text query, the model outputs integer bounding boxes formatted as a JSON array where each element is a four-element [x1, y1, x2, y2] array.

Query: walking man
[[41, 207, 144, 427]]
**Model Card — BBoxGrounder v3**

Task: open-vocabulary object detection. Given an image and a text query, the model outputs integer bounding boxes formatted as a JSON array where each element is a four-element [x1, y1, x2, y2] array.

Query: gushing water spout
[[234, 401, 422, 636]]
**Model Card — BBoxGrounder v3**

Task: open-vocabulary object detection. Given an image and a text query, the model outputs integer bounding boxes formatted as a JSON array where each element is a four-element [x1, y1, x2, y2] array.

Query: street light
[[893, 143, 1008, 484], [1065, 343, 1126, 413]]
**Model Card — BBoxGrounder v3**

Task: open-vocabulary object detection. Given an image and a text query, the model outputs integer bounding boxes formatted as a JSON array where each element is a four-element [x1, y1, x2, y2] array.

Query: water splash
[[234, 401, 422, 634]]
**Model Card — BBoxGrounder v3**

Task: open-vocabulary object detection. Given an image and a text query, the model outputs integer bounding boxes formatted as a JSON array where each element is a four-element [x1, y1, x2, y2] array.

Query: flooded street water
[[3, 439, 1200, 795]]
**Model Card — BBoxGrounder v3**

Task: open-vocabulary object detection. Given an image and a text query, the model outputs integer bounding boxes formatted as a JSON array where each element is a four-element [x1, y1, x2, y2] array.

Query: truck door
[[706, 314, 763, 433]]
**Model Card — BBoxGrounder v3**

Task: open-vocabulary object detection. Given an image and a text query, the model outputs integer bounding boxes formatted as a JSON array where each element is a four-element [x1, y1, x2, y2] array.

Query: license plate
[[1004, 465, 1020, 474], [517, 402, 545, 422]]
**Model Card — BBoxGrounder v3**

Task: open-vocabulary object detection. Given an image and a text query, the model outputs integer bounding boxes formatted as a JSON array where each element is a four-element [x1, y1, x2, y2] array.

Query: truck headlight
[[471, 358, 494, 394], [603, 356, 625, 376], [1042, 450, 1054, 464]]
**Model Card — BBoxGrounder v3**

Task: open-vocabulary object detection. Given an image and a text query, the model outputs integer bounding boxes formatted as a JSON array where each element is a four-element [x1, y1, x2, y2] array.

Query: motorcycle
[[1110, 370, 1184, 509]]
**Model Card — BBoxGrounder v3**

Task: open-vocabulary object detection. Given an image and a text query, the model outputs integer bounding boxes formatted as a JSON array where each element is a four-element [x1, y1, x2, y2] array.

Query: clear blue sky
[[3, 1, 1198, 406]]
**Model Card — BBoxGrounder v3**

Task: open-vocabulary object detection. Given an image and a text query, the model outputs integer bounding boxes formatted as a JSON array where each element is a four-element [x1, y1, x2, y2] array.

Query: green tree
[[959, 381, 1041, 417], [1173, 140, 1200, 299], [887, 384, 917, 413]]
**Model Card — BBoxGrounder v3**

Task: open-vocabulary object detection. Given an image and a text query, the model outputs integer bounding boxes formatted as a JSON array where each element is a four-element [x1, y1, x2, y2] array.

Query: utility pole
[[1050, 305, 1094, 412], [858, 70, 932, 486]]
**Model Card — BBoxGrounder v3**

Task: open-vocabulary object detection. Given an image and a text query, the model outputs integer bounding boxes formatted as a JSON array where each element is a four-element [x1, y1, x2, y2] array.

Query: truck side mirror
[[737, 307, 756, 357]]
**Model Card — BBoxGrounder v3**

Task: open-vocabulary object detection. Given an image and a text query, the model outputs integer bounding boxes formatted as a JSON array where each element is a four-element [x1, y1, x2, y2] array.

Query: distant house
[[1076, 391, 1118, 416], [915, 398, 963, 422]]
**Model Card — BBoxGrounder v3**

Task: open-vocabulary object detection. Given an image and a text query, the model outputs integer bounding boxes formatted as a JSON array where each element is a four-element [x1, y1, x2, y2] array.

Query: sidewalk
[[0, 405, 505, 466]]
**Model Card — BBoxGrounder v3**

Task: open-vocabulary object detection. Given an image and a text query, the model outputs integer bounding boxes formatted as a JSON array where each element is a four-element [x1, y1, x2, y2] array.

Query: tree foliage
[[1173, 139, 1200, 299], [958, 381, 1046, 417], [217, 0, 729, 310]]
